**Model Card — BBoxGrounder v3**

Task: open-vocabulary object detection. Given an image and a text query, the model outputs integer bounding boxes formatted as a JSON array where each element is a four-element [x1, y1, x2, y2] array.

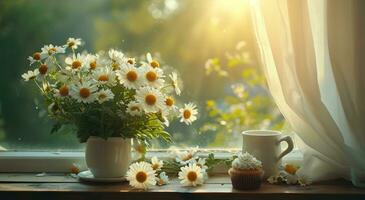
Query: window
[[0, 0, 287, 151]]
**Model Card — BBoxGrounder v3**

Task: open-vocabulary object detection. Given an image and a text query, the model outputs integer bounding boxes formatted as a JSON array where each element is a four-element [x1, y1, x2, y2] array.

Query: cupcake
[[228, 152, 264, 190]]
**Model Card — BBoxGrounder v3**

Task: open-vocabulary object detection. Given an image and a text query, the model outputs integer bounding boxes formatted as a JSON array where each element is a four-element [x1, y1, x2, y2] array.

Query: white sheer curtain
[[250, 0, 365, 186]]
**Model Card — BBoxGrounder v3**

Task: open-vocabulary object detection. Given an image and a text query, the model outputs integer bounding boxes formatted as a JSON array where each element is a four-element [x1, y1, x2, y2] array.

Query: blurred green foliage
[[0, 0, 283, 150], [201, 45, 285, 147]]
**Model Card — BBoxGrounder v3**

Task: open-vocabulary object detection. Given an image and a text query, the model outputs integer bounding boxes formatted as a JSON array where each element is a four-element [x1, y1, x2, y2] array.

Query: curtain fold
[[250, 0, 365, 186]]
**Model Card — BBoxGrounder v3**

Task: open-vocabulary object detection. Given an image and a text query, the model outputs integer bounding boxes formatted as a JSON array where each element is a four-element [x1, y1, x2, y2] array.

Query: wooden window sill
[[0, 173, 364, 200]]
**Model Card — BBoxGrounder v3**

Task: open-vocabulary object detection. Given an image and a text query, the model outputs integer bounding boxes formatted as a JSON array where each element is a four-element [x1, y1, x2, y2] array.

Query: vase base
[[78, 170, 127, 183]]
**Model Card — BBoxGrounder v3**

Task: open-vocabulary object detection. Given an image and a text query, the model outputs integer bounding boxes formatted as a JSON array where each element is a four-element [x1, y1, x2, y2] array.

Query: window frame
[[0, 149, 303, 173]]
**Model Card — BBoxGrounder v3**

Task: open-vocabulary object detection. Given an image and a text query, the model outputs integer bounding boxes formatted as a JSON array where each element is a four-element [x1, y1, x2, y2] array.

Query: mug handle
[[277, 135, 294, 161]]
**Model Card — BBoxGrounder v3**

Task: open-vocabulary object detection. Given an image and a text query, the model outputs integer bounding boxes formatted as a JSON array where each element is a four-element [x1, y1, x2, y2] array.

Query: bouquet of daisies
[[21, 37, 198, 143]]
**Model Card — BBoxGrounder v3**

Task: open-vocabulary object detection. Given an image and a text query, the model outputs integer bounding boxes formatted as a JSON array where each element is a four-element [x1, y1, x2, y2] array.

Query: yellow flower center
[[59, 85, 69, 96], [136, 171, 147, 183], [146, 71, 157, 82], [38, 64, 48, 75], [150, 60, 160, 68], [145, 94, 157, 105], [68, 41, 75, 47], [152, 164, 159, 170], [183, 110, 192, 119], [98, 93, 107, 100], [72, 60, 82, 69], [48, 47, 57, 55], [165, 97, 174, 107], [79, 87, 90, 98], [131, 106, 140, 111], [98, 74, 109, 82], [112, 62, 120, 71], [89, 61, 97, 70], [187, 171, 197, 182], [126, 71, 138, 82], [33, 52, 41, 60], [285, 164, 298, 175], [127, 59, 134, 65]]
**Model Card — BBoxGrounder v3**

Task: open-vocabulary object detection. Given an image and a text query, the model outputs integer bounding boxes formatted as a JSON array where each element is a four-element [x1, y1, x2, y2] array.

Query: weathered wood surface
[[0, 173, 364, 200]]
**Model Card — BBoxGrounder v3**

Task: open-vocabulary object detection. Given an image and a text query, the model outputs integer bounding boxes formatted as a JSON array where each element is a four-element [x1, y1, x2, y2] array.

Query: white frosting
[[232, 152, 262, 170]]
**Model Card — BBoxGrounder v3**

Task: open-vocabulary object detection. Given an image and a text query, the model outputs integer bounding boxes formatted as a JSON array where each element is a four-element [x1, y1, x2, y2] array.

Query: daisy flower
[[125, 57, 136, 66], [54, 84, 70, 98], [178, 163, 204, 187], [108, 49, 124, 70], [135, 87, 165, 113], [41, 44, 65, 56], [126, 161, 156, 190], [141, 66, 165, 88], [66, 38, 82, 49], [70, 81, 97, 103], [27, 52, 44, 65], [175, 148, 198, 165], [21, 69, 39, 81], [297, 171, 312, 186], [126, 101, 143, 116], [117, 65, 142, 89], [93, 67, 116, 86], [156, 172, 169, 186], [151, 156, 163, 171], [96, 89, 114, 104], [65, 53, 86, 71], [145, 52, 160, 68], [195, 158, 208, 171], [164, 96, 177, 111], [179, 103, 198, 125], [169, 72, 181, 96], [85, 54, 99, 70]]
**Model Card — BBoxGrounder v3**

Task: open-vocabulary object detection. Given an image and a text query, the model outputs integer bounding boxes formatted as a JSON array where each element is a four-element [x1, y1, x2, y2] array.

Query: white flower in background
[[55, 69, 76, 84], [169, 72, 181, 96], [125, 57, 136, 66], [145, 52, 160, 68], [156, 172, 169, 186], [151, 156, 163, 171], [163, 96, 177, 112], [195, 158, 208, 171], [178, 163, 204, 187], [93, 67, 116, 86], [96, 89, 114, 104], [126, 161, 156, 190], [66, 38, 82, 49], [136, 87, 165, 113], [179, 103, 198, 125], [65, 53, 86, 71], [297, 171, 312, 186], [175, 147, 198, 165], [126, 101, 143, 116], [70, 81, 97, 103], [109, 49, 124, 62], [109, 49, 124, 70], [117, 65, 142, 89], [54, 84, 70, 98], [27, 52, 44, 65], [141, 66, 165, 88], [41, 44, 65, 56], [85, 54, 99, 70], [21, 69, 39, 81]]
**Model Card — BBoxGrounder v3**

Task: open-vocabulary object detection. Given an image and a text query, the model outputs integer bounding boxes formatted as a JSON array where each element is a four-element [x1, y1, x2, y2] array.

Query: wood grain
[[0, 174, 364, 200]]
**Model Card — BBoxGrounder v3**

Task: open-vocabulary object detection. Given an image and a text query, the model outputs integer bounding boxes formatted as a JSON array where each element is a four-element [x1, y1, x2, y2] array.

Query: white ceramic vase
[[85, 136, 131, 178]]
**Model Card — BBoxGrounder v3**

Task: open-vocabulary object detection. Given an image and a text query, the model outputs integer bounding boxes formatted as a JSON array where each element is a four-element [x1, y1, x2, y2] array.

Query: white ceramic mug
[[242, 130, 294, 178]]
